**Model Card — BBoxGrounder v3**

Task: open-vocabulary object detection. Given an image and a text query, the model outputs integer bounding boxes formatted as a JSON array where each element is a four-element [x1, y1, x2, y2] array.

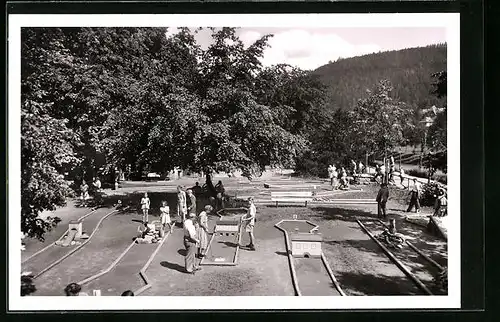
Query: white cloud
[[164, 28, 381, 71], [164, 27, 180, 39], [239, 30, 262, 47], [260, 29, 381, 70]]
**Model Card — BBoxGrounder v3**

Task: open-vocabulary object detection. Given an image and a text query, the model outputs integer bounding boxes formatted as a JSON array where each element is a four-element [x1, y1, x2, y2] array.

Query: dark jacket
[[376, 187, 389, 203]]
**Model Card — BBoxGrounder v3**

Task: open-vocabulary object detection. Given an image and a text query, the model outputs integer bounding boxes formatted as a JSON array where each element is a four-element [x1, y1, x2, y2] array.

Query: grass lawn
[[23, 177, 447, 296]]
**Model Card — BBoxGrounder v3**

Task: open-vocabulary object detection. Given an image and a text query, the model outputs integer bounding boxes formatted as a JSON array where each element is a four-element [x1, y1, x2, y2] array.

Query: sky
[[166, 27, 446, 71]]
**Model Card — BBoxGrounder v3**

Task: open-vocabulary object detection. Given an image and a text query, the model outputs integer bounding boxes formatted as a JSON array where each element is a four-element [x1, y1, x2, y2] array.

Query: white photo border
[[8, 13, 460, 311]]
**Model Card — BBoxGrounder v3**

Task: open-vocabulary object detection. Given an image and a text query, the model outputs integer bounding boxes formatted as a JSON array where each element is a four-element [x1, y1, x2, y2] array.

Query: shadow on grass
[[160, 261, 185, 273], [336, 271, 425, 296], [99, 191, 215, 215]]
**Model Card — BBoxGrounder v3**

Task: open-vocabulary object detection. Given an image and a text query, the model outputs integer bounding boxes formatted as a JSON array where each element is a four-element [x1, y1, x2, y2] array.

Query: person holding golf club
[[241, 197, 256, 251]]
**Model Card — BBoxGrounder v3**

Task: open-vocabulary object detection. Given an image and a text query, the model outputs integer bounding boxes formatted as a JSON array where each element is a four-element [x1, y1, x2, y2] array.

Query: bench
[[271, 191, 314, 207]]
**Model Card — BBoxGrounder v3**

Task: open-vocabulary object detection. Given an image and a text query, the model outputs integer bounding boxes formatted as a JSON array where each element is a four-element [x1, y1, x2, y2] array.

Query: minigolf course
[[200, 218, 242, 266], [275, 219, 345, 296]]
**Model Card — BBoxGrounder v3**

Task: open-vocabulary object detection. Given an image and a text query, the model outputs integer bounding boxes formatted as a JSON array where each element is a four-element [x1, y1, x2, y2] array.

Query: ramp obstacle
[[200, 219, 242, 266], [55, 220, 90, 247]]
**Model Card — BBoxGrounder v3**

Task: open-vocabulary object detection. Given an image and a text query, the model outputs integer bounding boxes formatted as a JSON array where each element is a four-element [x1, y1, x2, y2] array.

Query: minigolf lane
[[81, 234, 160, 296], [22, 204, 94, 262], [141, 213, 295, 296], [294, 257, 341, 296], [276, 219, 342, 296], [32, 211, 139, 295], [22, 207, 112, 278]]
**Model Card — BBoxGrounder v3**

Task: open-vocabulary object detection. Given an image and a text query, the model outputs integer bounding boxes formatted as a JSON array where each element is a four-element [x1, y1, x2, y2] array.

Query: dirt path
[[363, 220, 446, 295], [33, 212, 139, 295]]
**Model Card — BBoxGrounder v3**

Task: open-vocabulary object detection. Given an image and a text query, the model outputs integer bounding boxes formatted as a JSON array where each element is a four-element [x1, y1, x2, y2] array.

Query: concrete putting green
[[277, 220, 318, 233]]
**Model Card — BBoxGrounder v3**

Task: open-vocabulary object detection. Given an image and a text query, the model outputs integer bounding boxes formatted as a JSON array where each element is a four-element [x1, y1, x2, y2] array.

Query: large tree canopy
[[21, 27, 328, 238]]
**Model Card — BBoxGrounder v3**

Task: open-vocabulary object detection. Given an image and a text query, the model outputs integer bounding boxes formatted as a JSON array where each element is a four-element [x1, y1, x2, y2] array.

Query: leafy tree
[[426, 71, 447, 172], [348, 80, 414, 158]]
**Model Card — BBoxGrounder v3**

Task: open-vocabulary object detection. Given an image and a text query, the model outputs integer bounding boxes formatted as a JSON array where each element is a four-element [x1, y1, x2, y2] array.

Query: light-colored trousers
[[184, 239, 197, 273]]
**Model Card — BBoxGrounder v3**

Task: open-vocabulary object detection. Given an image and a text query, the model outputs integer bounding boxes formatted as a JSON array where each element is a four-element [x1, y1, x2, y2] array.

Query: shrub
[[420, 182, 442, 207]]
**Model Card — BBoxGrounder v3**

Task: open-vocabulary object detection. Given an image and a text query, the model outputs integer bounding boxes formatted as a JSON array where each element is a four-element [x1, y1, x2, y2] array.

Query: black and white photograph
[[9, 13, 460, 310]]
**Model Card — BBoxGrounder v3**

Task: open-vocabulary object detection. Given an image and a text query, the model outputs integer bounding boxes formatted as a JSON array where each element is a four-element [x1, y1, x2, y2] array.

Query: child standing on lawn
[[141, 192, 151, 223], [160, 200, 173, 233]]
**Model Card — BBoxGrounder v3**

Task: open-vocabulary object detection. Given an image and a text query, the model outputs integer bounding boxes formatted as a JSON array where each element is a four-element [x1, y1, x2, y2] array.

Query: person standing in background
[[177, 185, 187, 226], [140, 192, 150, 223], [376, 183, 389, 218], [358, 161, 364, 174], [241, 197, 257, 251], [328, 165, 335, 186], [186, 189, 197, 216], [399, 167, 406, 188], [407, 178, 421, 213], [80, 181, 90, 207], [433, 188, 448, 217], [160, 200, 172, 233], [215, 180, 225, 210], [331, 166, 338, 190]]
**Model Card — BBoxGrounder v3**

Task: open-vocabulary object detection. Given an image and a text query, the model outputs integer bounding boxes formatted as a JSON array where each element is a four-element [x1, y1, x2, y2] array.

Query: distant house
[[290, 232, 322, 258]]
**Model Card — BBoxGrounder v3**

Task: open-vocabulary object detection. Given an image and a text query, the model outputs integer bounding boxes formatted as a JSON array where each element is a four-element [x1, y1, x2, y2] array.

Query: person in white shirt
[[433, 188, 448, 217], [358, 161, 364, 174], [328, 165, 335, 186], [331, 167, 339, 190], [183, 213, 201, 274], [91, 177, 102, 204], [406, 178, 421, 213], [241, 197, 256, 251]]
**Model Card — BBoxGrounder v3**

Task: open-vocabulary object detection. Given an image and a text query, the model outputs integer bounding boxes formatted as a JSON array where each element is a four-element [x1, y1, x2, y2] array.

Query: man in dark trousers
[[376, 183, 389, 218], [407, 178, 421, 213]]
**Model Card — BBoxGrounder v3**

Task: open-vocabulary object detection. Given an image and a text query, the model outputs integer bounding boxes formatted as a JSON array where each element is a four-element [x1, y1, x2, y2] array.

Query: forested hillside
[[312, 44, 447, 111]]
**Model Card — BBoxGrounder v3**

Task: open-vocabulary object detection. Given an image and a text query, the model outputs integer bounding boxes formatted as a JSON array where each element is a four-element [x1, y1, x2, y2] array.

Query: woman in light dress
[[160, 200, 173, 233], [177, 185, 187, 226], [196, 205, 213, 257], [140, 192, 150, 223]]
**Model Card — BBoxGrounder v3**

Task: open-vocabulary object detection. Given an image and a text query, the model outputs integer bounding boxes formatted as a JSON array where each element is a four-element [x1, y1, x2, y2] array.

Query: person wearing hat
[[183, 212, 201, 274], [241, 197, 256, 251], [433, 188, 448, 217]]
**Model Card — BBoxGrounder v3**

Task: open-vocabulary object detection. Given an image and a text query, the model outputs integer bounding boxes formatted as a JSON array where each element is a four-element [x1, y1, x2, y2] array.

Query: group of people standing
[[327, 160, 365, 190], [79, 177, 102, 207], [139, 181, 256, 275], [327, 165, 348, 190], [376, 177, 447, 218]]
